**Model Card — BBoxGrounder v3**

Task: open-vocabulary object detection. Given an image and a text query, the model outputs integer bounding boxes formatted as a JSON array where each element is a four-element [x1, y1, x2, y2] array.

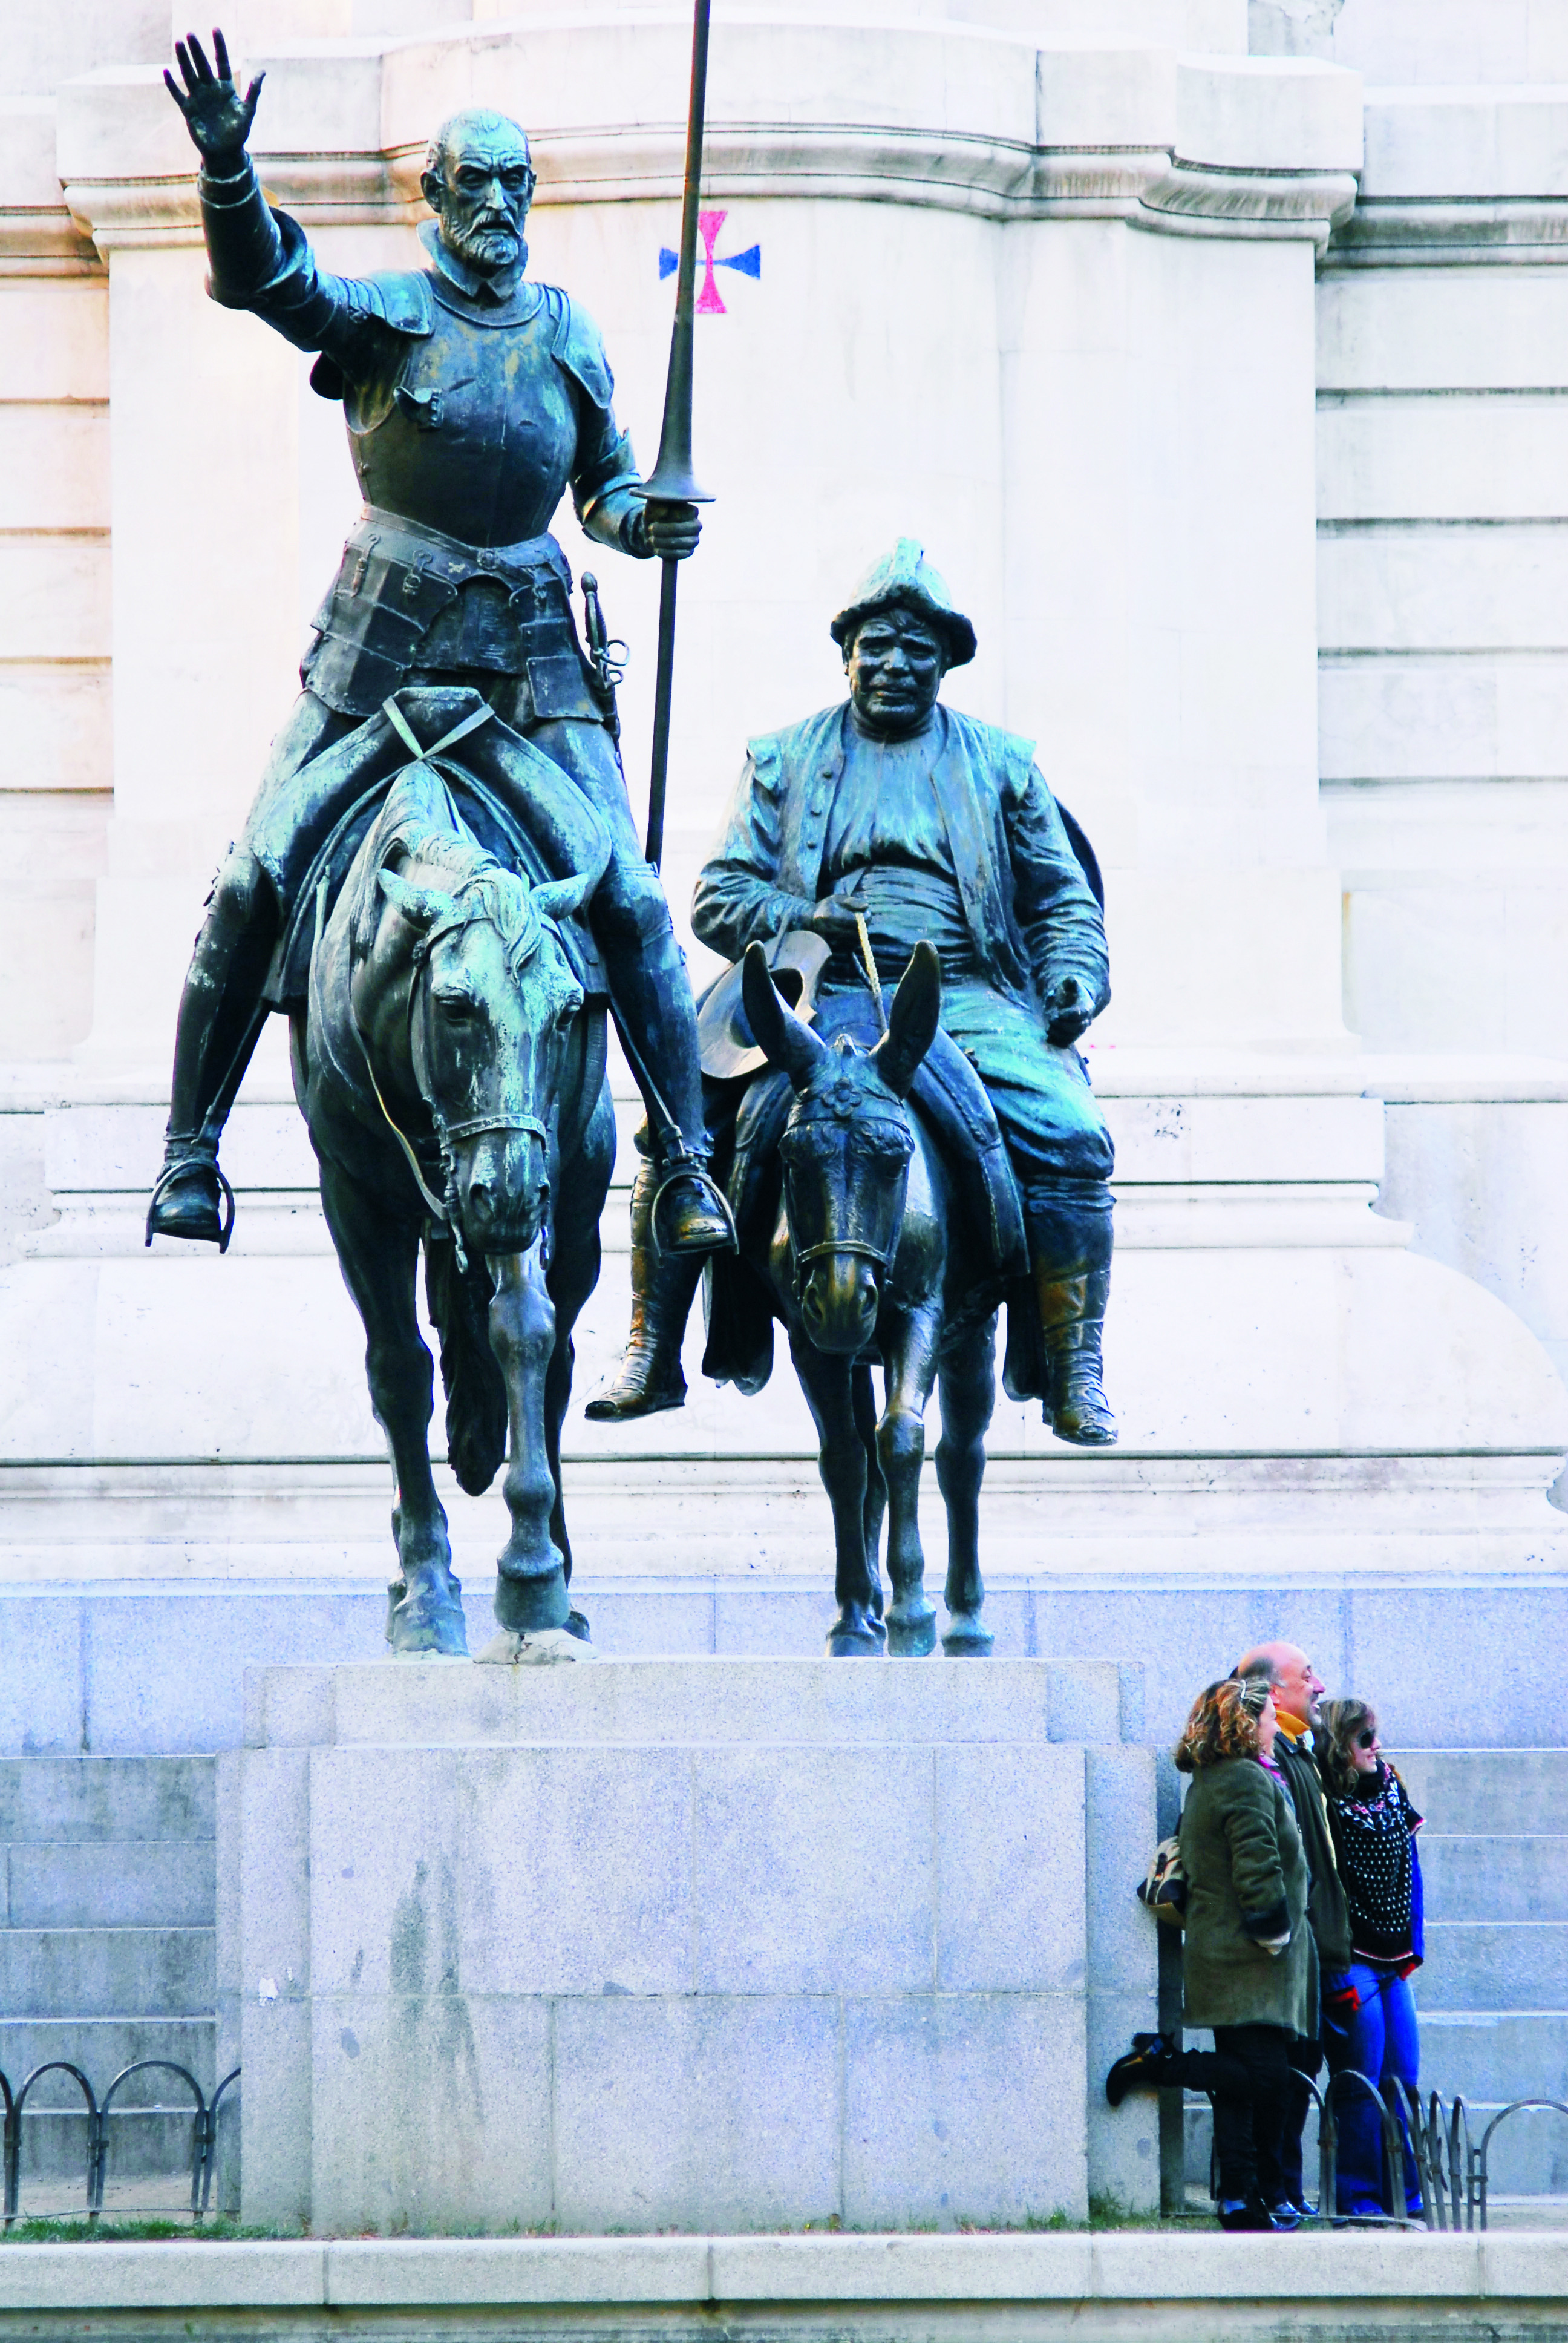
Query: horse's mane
[[347, 763, 544, 980]]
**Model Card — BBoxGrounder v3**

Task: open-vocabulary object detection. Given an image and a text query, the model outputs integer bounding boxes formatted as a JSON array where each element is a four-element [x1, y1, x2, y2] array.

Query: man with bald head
[[148, 31, 728, 1255], [1234, 1640, 1353, 2219]]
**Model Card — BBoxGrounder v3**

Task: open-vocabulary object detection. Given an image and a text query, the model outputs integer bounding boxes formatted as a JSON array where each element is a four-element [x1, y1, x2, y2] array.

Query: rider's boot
[[595, 883, 734, 1256], [145, 853, 273, 1250], [1034, 1260, 1117, 1446], [1027, 1178, 1117, 1447], [584, 1149, 704, 1421]]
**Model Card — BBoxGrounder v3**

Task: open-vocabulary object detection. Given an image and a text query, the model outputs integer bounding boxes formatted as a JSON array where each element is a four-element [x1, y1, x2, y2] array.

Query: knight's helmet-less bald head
[[424, 107, 535, 188]]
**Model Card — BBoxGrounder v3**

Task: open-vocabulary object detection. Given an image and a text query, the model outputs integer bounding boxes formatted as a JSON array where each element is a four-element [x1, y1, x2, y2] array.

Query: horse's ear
[[377, 868, 451, 932], [531, 870, 596, 925], [871, 940, 941, 1097], [742, 940, 828, 1092]]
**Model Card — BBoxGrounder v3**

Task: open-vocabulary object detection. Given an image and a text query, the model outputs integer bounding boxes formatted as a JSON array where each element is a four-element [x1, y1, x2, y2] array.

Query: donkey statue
[[737, 940, 1002, 1659], [291, 703, 615, 1656]]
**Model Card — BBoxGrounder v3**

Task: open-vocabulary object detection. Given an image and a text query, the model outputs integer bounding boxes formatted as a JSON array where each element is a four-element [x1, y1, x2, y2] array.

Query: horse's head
[[743, 939, 941, 1354], [378, 858, 592, 1257]]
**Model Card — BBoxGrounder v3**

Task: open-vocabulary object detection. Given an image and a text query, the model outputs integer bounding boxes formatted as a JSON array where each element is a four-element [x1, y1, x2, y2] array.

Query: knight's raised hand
[[165, 29, 265, 169]]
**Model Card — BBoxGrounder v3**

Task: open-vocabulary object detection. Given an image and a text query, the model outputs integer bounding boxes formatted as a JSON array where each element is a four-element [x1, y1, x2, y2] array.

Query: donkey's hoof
[[886, 1600, 937, 1658], [825, 1605, 886, 1658], [388, 1575, 469, 1657], [942, 1610, 995, 1659], [494, 1564, 570, 1636], [564, 1608, 593, 1643]]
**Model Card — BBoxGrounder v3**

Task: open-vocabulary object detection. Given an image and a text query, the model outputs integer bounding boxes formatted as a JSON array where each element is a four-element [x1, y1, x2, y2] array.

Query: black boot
[[1219, 2198, 1284, 2232], [1036, 1261, 1117, 1446], [585, 1153, 704, 1421], [146, 1144, 234, 1250], [1105, 2031, 1179, 2107]]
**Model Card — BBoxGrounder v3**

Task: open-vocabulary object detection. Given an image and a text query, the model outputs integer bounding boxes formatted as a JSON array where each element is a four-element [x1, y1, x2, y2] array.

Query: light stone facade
[[0, 1, 1565, 1699]]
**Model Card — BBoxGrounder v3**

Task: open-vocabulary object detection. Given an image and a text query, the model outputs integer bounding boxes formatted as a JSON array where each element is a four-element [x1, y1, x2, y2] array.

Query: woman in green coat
[[1105, 1676, 1316, 2230]]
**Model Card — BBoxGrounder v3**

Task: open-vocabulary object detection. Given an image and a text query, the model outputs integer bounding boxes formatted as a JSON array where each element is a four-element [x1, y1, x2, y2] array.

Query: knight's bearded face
[[428, 132, 535, 275]]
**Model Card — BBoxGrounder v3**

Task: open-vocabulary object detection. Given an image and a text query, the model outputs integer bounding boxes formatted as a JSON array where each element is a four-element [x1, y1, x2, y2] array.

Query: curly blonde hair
[[1174, 1677, 1267, 1774]]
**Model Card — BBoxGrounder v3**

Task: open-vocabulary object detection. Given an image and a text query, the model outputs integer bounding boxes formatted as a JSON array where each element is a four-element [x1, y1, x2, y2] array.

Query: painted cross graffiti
[[659, 209, 761, 315]]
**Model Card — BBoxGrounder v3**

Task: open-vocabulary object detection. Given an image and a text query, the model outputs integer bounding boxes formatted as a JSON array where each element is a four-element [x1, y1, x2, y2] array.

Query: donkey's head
[[743, 940, 941, 1354], [379, 856, 592, 1257]]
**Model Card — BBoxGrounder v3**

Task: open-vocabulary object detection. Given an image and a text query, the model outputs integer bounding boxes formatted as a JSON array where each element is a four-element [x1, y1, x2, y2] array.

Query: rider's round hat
[[829, 539, 977, 670]]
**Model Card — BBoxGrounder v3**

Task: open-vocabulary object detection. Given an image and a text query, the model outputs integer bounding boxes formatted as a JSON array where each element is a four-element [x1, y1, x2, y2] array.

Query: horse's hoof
[[388, 1585, 469, 1658], [886, 1600, 937, 1659], [494, 1565, 570, 1636], [942, 1610, 995, 1658], [825, 1607, 886, 1658]]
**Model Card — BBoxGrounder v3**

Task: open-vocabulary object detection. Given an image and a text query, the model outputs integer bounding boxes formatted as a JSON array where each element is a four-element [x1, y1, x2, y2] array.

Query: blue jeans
[[1326, 1965, 1422, 2214]]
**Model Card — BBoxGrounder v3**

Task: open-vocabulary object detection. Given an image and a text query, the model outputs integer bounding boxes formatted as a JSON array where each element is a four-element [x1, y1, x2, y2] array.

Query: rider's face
[[428, 132, 534, 276], [845, 609, 946, 739]]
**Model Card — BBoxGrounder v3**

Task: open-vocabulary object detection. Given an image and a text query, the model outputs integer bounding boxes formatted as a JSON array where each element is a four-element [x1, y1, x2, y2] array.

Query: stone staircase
[[1402, 1749, 1568, 2207], [0, 1757, 216, 2213], [1182, 1748, 1568, 2215]]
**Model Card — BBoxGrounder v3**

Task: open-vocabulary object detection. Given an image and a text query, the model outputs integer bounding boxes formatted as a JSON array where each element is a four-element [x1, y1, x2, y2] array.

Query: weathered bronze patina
[[146, 30, 730, 1259], [594, 539, 1119, 1451]]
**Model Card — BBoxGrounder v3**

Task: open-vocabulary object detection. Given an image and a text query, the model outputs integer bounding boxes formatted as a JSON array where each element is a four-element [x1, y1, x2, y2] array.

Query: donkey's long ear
[[743, 940, 829, 1093], [377, 867, 452, 932], [871, 940, 941, 1097], [531, 869, 597, 925]]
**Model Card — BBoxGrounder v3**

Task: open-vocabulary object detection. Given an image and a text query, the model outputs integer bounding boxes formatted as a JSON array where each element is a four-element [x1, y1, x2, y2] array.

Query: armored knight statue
[[146, 31, 730, 1256], [591, 540, 1119, 1444]]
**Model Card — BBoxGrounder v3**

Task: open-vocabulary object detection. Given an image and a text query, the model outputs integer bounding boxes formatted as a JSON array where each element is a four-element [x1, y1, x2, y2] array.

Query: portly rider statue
[[593, 540, 1119, 1446], [146, 31, 731, 1261]]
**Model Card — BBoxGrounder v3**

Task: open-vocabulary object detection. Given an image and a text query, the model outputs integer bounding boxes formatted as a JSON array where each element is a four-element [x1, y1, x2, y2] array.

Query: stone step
[[0, 1757, 214, 1843], [1396, 1751, 1568, 1839], [0, 2014, 217, 2093], [5, 1839, 215, 1928], [0, 2017, 221, 2186], [1420, 1833, 1568, 1924], [1416, 2010, 1568, 2107], [0, 1928, 214, 2019], [1418, 1923, 1568, 2011]]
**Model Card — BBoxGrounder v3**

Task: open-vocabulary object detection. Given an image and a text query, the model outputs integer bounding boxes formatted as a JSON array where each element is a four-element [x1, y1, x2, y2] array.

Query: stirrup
[[145, 1155, 236, 1253], [649, 1155, 736, 1257]]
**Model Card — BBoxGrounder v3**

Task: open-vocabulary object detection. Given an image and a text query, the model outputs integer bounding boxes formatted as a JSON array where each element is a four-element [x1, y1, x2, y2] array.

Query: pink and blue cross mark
[[659, 209, 760, 315]]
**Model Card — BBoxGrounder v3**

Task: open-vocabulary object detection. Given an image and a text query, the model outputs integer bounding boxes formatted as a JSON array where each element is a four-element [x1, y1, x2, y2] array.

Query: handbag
[[1137, 1835, 1188, 1925]]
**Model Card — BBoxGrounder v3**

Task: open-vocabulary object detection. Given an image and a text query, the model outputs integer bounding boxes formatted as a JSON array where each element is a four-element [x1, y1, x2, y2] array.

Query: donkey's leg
[[318, 1159, 466, 1657], [936, 1314, 999, 1657], [879, 1306, 941, 1659], [489, 1236, 571, 1634], [851, 1363, 887, 1620], [788, 1330, 884, 1658]]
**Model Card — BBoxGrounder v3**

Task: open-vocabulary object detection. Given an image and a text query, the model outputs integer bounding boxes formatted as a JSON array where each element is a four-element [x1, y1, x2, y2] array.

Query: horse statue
[[287, 697, 616, 1657], [734, 940, 1002, 1660]]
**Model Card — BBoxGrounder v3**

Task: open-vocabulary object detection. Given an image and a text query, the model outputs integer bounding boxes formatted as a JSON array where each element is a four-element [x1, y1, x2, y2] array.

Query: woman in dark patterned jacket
[[1318, 1698, 1426, 2217]]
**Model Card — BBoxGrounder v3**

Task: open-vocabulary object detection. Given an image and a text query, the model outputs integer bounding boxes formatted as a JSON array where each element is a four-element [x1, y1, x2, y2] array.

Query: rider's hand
[[809, 887, 867, 947], [641, 499, 702, 561], [165, 29, 264, 171], [1045, 974, 1097, 1046]]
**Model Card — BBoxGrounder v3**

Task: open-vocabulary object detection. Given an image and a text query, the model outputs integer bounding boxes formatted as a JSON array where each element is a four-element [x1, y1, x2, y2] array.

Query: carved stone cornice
[[1138, 159, 1359, 247], [1325, 197, 1568, 268]]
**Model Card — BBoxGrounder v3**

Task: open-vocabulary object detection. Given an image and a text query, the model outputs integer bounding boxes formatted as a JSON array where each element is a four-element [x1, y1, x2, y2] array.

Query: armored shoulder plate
[[308, 271, 434, 401], [542, 286, 615, 413]]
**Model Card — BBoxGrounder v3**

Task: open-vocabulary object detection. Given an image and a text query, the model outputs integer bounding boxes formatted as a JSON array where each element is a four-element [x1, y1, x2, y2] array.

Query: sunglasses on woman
[[1355, 1729, 1378, 1749]]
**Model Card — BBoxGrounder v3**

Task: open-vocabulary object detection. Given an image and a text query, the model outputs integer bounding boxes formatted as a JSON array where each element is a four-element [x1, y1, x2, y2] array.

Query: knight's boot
[[145, 851, 272, 1251], [584, 1154, 705, 1421], [1035, 1262, 1118, 1446]]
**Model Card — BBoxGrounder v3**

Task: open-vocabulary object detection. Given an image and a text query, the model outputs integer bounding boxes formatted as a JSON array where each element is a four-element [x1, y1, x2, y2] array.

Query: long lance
[[639, 0, 714, 869]]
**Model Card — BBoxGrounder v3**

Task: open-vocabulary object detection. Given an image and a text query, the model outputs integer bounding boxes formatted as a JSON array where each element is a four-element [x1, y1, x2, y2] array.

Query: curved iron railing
[[0, 2060, 240, 2227]]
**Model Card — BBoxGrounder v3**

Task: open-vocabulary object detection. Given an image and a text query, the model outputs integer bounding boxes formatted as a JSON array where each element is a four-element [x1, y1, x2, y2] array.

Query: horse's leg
[[879, 1305, 941, 1659], [788, 1330, 885, 1658], [852, 1362, 887, 1620], [936, 1313, 998, 1657], [317, 1159, 466, 1657], [544, 1080, 616, 1637], [488, 1236, 571, 1634]]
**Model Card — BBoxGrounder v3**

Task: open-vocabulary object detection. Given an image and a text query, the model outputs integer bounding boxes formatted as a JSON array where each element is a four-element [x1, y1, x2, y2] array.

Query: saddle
[[700, 988, 1029, 1395], [264, 689, 609, 1011]]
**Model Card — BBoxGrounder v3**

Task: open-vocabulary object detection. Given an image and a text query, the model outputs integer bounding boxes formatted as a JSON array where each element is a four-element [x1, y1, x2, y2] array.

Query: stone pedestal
[[218, 1657, 1158, 2233]]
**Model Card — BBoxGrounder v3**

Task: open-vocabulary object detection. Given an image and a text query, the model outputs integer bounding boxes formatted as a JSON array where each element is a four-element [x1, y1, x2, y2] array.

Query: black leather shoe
[[650, 1164, 736, 1256], [145, 1156, 234, 1250], [1219, 2197, 1282, 2232], [1105, 2031, 1177, 2107]]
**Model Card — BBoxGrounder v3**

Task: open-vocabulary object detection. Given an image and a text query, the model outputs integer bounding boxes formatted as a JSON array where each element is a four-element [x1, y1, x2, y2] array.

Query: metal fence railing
[[0, 2061, 240, 2227]]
